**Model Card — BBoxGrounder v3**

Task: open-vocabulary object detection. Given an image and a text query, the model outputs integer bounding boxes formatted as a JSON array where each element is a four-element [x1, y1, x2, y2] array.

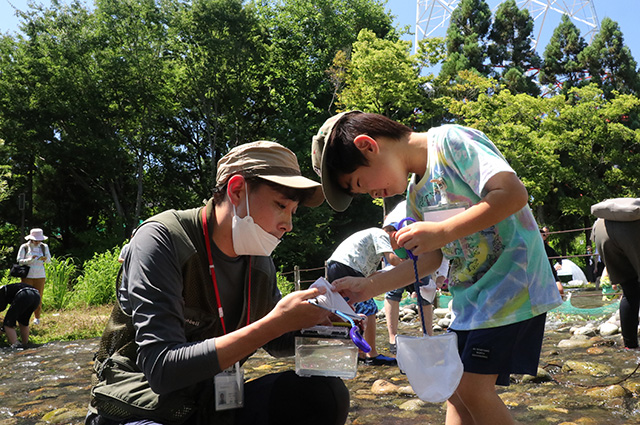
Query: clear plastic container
[[295, 326, 359, 379]]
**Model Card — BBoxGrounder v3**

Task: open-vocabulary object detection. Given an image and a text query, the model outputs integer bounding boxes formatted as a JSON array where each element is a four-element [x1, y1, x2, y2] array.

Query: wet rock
[[572, 323, 597, 337], [438, 318, 451, 328], [562, 360, 611, 377], [40, 407, 86, 423], [398, 399, 426, 411], [400, 309, 417, 322], [521, 367, 552, 383], [397, 385, 416, 396], [528, 404, 569, 414], [558, 336, 594, 349], [433, 308, 449, 318], [586, 346, 605, 355], [598, 322, 619, 336], [584, 384, 629, 400], [622, 381, 640, 395], [371, 379, 399, 395], [558, 419, 599, 425]]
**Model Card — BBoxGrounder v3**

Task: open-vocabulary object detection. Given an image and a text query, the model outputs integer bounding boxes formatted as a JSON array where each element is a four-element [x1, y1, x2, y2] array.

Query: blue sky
[[1, 0, 639, 68]]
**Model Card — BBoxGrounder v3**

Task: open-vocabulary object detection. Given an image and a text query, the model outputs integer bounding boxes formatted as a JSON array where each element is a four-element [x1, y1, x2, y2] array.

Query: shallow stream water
[[2, 294, 639, 424]]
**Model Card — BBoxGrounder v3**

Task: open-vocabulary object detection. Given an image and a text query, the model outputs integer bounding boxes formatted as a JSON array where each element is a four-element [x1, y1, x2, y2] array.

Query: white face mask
[[231, 190, 281, 256]]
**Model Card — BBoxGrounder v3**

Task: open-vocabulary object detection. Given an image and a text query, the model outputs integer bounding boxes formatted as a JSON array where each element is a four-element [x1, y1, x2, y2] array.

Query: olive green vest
[[89, 201, 278, 424]]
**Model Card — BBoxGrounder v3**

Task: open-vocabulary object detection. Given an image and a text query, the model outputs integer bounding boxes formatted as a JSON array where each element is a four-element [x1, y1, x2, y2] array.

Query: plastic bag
[[396, 332, 463, 403]]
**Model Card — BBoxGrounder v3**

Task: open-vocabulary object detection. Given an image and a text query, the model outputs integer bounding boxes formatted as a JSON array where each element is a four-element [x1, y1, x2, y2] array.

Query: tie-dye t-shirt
[[406, 125, 562, 330]]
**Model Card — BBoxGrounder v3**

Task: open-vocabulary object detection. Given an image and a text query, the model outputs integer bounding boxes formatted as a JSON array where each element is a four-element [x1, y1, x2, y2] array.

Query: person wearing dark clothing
[[594, 218, 640, 348], [85, 141, 349, 425], [0, 282, 41, 347]]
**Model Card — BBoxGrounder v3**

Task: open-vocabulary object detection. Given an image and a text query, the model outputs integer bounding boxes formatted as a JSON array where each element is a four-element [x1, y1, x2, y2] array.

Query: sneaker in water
[[32, 318, 40, 325], [360, 354, 397, 366]]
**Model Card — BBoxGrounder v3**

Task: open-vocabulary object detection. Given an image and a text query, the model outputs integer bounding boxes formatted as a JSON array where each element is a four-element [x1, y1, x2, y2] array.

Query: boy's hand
[[330, 276, 373, 305], [396, 221, 447, 256]]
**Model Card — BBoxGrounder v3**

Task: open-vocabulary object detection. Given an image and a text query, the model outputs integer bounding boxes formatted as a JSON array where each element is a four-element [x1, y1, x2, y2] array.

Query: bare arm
[[331, 250, 443, 304], [396, 172, 528, 256]]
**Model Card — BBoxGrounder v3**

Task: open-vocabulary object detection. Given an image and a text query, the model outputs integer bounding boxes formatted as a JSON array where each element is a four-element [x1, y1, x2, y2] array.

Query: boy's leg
[[449, 314, 546, 425], [384, 298, 400, 345], [446, 372, 513, 425], [362, 313, 379, 357]]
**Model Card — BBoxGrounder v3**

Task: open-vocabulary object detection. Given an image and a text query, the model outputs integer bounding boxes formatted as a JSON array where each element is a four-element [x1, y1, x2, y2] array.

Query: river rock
[[400, 308, 417, 322], [572, 323, 597, 337], [521, 367, 552, 383], [584, 384, 629, 400], [433, 308, 449, 318], [438, 317, 451, 328], [371, 379, 400, 395], [562, 360, 611, 377], [586, 346, 605, 355], [397, 385, 416, 396], [558, 335, 594, 349], [598, 322, 619, 336], [398, 399, 426, 411]]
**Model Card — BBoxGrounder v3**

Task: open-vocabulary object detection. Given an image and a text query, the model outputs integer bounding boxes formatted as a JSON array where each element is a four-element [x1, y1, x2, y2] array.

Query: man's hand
[[330, 276, 373, 305], [268, 286, 332, 332]]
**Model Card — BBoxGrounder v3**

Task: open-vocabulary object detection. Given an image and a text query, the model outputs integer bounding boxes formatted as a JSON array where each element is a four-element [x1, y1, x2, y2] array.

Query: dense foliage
[[0, 0, 639, 279]]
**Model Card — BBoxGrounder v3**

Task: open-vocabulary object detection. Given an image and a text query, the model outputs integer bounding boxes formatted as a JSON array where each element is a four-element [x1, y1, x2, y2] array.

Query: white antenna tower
[[415, 0, 599, 52]]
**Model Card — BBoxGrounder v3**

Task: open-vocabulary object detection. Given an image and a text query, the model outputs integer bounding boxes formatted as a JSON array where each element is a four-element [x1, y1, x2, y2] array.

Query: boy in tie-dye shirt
[[311, 111, 562, 425]]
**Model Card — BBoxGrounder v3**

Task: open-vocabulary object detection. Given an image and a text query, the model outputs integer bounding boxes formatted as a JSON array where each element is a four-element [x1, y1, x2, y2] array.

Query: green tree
[[336, 29, 425, 118], [439, 0, 491, 82], [443, 83, 640, 252], [488, 0, 540, 95], [578, 17, 639, 98], [254, 0, 396, 269], [540, 14, 588, 95]]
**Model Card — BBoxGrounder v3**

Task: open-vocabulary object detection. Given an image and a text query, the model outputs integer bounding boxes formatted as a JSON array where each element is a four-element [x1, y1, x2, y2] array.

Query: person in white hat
[[16, 228, 51, 325]]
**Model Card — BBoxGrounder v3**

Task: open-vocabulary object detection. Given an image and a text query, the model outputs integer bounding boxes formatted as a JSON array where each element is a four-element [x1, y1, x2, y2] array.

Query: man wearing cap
[[86, 141, 349, 425], [16, 228, 51, 325]]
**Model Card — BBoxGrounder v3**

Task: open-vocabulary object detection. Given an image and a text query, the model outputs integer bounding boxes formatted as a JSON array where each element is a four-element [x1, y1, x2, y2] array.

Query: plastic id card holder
[[422, 201, 467, 222], [214, 361, 244, 411]]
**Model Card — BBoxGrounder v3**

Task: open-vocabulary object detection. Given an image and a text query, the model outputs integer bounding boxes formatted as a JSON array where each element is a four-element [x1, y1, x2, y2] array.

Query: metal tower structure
[[415, 0, 599, 52]]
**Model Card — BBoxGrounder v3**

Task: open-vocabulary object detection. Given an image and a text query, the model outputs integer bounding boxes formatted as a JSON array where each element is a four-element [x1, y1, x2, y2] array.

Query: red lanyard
[[201, 206, 251, 335]]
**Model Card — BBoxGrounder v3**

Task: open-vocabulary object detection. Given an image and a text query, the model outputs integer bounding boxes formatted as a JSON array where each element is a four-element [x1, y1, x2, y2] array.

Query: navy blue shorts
[[326, 261, 378, 317], [450, 313, 547, 386]]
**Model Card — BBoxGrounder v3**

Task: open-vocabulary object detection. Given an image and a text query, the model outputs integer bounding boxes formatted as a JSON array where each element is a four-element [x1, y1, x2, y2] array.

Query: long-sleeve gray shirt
[[119, 221, 293, 394]]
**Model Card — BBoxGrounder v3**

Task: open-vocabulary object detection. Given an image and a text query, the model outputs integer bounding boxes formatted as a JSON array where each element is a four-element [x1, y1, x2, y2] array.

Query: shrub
[[43, 257, 77, 310], [71, 247, 121, 307], [277, 270, 295, 297]]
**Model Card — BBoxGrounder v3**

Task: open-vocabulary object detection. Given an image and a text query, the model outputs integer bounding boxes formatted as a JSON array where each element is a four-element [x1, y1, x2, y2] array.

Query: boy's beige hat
[[216, 141, 324, 207], [311, 111, 361, 212]]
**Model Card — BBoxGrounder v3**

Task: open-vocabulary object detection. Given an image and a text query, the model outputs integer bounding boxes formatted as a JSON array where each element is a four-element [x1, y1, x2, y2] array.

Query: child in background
[[1, 282, 41, 348], [311, 111, 563, 425], [326, 226, 402, 365]]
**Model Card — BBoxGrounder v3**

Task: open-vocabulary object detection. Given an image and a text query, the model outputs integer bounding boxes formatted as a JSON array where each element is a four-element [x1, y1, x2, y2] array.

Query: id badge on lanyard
[[422, 177, 467, 222], [214, 361, 244, 411]]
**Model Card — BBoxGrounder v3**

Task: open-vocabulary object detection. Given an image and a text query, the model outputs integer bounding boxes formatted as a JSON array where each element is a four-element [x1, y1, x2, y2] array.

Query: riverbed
[[2, 307, 640, 424]]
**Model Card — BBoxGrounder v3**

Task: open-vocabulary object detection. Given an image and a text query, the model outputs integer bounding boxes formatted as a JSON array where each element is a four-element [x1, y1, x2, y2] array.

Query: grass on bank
[[0, 304, 113, 347]]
